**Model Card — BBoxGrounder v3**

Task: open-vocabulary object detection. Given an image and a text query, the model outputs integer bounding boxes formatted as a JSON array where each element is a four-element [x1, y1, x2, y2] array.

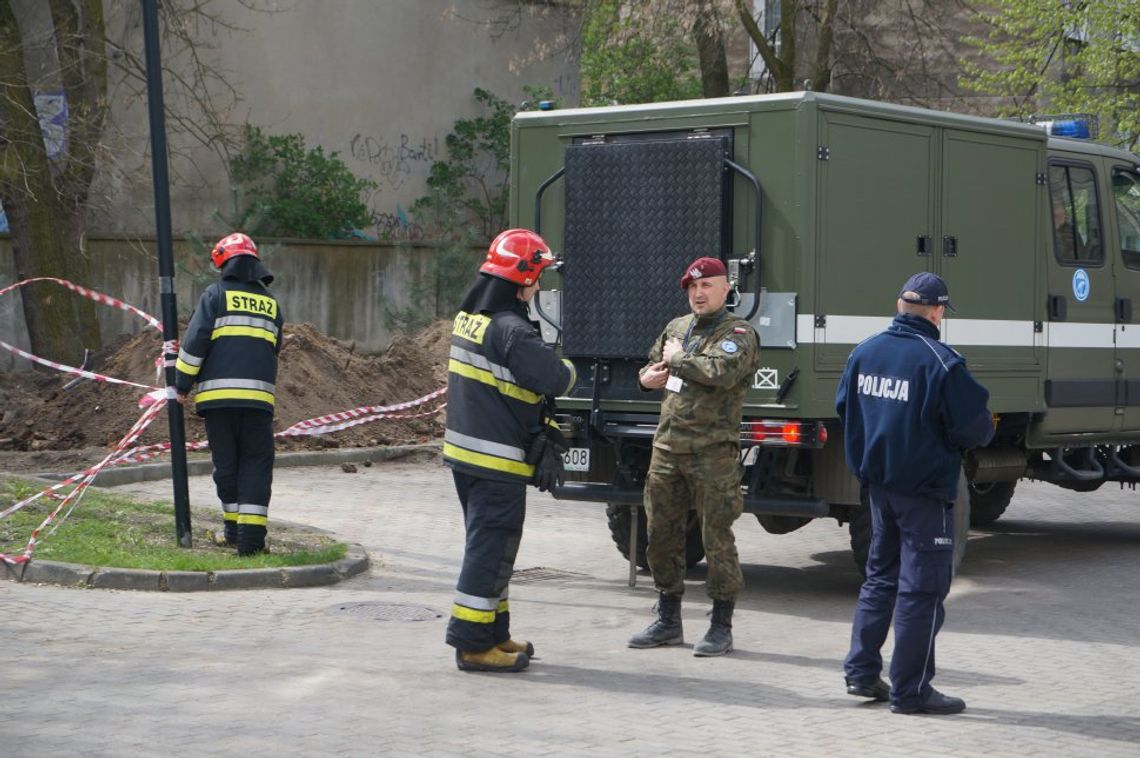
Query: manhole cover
[[511, 566, 587, 584], [326, 602, 442, 622]]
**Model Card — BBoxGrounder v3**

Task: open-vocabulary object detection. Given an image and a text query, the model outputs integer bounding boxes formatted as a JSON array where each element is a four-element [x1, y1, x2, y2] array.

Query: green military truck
[[510, 92, 1140, 576]]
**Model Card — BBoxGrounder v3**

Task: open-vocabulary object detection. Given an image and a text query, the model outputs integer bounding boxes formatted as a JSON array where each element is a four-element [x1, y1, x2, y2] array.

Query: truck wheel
[[847, 476, 969, 579], [604, 504, 705, 569], [968, 480, 1017, 526]]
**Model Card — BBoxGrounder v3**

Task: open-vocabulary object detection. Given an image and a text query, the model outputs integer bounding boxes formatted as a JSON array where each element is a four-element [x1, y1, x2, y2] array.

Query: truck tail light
[[741, 420, 827, 448]]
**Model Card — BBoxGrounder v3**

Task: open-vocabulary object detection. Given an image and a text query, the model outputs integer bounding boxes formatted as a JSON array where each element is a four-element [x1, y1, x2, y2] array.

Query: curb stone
[[1, 443, 421, 592], [34, 442, 441, 487], [0, 543, 370, 592]]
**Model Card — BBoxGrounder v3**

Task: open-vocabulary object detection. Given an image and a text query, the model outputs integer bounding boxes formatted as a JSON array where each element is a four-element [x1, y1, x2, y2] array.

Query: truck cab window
[[1049, 164, 1103, 264], [1113, 168, 1140, 270]]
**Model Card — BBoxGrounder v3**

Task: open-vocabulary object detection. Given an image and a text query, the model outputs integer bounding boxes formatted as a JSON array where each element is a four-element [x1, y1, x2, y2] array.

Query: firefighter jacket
[[641, 308, 761, 453], [444, 301, 576, 484], [835, 313, 994, 501], [174, 260, 283, 416]]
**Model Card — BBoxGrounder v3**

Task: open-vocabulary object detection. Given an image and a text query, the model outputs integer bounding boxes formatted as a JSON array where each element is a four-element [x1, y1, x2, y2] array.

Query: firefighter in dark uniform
[[444, 228, 576, 673], [836, 272, 994, 715], [628, 257, 760, 657], [175, 232, 283, 556]]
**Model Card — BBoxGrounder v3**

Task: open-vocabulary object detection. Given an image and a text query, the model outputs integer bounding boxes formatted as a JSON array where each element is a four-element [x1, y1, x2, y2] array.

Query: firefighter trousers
[[446, 470, 526, 652], [203, 408, 274, 552], [844, 486, 955, 708]]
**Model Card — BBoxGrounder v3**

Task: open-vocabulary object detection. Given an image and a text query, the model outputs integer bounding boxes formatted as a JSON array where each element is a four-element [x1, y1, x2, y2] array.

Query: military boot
[[693, 599, 734, 657], [628, 593, 684, 648], [455, 647, 530, 673], [496, 639, 535, 656]]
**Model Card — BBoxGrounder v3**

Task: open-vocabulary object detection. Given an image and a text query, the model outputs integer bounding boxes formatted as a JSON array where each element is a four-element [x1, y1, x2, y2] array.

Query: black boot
[[693, 599, 734, 657], [628, 593, 684, 648], [237, 524, 267, 556]]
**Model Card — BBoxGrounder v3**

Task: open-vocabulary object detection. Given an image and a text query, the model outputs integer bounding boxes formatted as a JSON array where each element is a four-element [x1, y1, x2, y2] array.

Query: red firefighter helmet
[[210, 232, 259, 269], [480, 228, 555, 286]]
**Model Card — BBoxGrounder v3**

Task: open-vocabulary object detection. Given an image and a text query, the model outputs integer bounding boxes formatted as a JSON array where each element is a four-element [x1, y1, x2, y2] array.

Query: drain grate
[[327, 602, 443, 622], [510, 566, 587, 584]]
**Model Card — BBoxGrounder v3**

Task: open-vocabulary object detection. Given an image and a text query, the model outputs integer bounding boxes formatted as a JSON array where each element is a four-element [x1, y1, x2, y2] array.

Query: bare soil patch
[[0, 321, 451, 474]]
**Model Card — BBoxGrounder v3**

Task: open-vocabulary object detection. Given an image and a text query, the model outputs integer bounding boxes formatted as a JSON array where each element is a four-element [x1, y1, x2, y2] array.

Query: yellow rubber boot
[[496, 639, 535, 657], [455, 647, 530, 672]]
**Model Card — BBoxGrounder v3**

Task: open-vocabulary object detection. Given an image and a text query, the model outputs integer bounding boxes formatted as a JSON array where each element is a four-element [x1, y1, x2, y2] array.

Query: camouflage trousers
[[644, 442, 744, 601]]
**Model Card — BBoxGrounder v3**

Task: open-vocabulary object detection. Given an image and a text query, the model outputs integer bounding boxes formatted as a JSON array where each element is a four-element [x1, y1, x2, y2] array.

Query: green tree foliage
[[412, 87, 527, 244], [579, 0, 704, 105], [963, 0, 1140, 150], [391, 86, 553, 332], [228, 124, 377, 239]]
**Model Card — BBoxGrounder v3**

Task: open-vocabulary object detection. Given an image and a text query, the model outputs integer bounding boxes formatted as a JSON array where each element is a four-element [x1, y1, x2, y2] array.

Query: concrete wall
[[0, 239, 481, 372], [89, 0, 579, 241]]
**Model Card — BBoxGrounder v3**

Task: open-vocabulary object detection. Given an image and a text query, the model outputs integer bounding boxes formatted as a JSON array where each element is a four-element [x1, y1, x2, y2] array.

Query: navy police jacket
[[835, 313, 994, 501]]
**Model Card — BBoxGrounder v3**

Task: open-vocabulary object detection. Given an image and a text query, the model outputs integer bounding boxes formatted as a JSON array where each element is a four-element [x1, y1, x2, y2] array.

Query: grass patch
[[0, 477, 347, 571]]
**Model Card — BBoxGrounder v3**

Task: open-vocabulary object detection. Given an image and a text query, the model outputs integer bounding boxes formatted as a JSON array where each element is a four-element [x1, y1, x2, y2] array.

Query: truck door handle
[[1048, 294, 1067, 321], [942, 235, 958, 257], [1116, 297, 1133, 323], [916, 235, 931, 256]]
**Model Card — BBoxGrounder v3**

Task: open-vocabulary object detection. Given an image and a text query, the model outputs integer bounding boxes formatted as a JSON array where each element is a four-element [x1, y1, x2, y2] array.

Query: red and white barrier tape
[[0, 277, 162, 331], [0, 340, 160, 390], [0, 276, 448, 564], [1, 401, 165, 565], [277, 387, 448, 432]]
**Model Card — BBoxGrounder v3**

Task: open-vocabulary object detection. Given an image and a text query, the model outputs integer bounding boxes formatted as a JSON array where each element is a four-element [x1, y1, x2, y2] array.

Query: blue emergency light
[[1045, 119, 1092, 139]]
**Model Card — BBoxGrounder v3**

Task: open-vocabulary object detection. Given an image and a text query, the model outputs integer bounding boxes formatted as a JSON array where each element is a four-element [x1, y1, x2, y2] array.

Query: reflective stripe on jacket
[[443, 304, 575, 484], [174, 279, 283, 415]]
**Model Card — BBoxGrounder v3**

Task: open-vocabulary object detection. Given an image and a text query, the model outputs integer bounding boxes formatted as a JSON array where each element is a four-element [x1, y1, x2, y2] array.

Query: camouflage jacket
[[640, 308, 761, 453]]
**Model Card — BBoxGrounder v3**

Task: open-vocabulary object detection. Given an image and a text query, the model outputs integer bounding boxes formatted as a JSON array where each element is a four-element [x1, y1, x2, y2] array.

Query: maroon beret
[[680, 257, 727, 289]]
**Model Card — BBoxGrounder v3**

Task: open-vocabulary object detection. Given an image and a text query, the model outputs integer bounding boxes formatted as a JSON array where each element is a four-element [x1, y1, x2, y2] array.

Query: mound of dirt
[[0, 320, 452, 455]]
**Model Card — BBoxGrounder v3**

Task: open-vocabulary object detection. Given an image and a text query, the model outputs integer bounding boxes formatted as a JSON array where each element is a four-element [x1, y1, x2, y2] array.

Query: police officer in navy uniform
[[443, 228, 576, 673], [836, 272, 994, 715], [175, 232, 283, 556]]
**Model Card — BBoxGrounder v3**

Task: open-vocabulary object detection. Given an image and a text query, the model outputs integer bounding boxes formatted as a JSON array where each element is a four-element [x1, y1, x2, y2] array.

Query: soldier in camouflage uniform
[[628, 257, 761, 657]]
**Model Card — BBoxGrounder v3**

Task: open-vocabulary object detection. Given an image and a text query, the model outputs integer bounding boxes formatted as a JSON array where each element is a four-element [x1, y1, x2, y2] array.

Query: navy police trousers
[[844, 486, 955, 709], [446, 471, 526, 652]]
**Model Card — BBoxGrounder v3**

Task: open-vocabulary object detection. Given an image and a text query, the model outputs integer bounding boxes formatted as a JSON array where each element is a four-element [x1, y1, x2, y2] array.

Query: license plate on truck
[[563, 447, 590, 472]]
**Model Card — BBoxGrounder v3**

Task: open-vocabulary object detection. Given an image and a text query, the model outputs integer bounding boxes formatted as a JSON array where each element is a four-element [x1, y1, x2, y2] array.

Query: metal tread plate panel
[[562, 137, 728, 358]]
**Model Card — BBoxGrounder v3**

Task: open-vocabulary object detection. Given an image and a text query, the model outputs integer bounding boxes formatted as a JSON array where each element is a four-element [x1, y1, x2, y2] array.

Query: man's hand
[[175, 391, 188, 406], [662, 337, 683, 365], [640, 361, 670, 390]]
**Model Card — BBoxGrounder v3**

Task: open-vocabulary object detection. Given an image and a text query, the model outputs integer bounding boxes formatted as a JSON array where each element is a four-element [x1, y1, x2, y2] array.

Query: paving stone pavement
[[3, 456, 1139, 756]]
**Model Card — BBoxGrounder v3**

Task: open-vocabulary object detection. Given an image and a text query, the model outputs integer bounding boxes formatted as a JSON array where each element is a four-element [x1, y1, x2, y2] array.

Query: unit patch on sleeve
[[720, 340, 738, 354]]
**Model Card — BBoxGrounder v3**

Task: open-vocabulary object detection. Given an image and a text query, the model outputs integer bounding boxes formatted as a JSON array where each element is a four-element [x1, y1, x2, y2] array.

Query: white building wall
[[93, 0, 579, 239]]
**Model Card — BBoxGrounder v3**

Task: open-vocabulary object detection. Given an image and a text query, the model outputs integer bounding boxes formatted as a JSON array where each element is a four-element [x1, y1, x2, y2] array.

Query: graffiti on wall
[[371, 205, 425, 242], [349, 132, 440, 191]]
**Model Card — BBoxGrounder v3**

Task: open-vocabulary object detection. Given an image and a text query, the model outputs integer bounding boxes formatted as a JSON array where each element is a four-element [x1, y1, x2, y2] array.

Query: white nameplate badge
[[665, 375, 684, 393]]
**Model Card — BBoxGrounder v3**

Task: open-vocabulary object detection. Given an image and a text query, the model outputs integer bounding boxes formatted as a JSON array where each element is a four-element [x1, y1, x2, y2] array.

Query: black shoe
[[890, 688, 966, 715], [846, 678, 890, 702]]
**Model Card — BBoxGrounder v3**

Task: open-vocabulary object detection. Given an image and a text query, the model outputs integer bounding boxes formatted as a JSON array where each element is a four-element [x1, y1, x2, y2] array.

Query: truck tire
[[847, 476, 970, 578], [604, 504, 705, 569], [968, 480, 1017, 526]]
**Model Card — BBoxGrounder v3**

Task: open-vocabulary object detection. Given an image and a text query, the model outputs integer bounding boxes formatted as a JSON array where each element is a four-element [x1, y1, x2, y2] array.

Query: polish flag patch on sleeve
[[733, 326, 748, 334]]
